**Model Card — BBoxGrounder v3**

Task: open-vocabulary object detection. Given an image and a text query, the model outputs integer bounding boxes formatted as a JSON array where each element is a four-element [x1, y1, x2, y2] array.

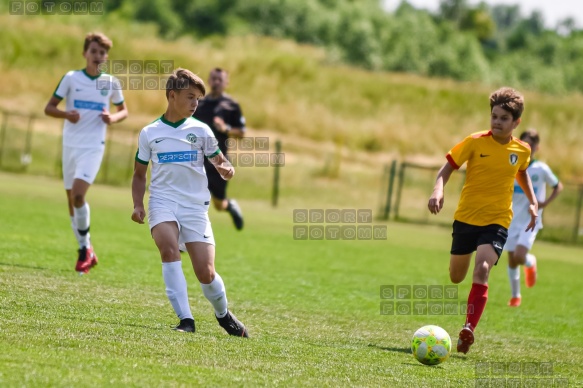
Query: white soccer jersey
[[136, 115, 221, 205], [510, 160, 559, 228], [53, 69, 124, 148]]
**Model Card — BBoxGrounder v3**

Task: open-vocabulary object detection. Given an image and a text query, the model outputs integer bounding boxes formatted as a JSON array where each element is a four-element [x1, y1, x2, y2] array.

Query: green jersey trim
[[82, 68, 101, 80], [160, 114, 188, 128], [135, 150, 149, 165], [53, 74, 66, 99], [206, 149, 221, 158]]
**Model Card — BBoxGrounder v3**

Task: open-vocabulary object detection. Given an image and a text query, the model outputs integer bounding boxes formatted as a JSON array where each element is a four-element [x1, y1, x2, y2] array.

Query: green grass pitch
[[0, 172, 581, 386]]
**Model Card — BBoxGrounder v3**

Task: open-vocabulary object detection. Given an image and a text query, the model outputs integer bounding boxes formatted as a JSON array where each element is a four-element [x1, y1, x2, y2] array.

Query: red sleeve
[[446, 154, 460, 170]]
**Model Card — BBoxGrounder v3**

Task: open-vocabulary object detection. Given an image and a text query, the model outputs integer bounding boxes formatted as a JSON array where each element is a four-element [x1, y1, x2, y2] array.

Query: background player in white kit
[[505, 129, 563, 307], [131, 68, 248, 336], [44, 32, 128, 274]]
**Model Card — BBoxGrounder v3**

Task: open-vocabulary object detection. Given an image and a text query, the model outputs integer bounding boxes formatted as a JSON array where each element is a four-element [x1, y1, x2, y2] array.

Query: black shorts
[[451, 220, 508, 263], [204, 157, 228, 200]]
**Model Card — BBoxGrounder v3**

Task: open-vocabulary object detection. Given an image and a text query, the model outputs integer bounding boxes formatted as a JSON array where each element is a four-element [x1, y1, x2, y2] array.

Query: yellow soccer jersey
[[446, 130, 531, 228]]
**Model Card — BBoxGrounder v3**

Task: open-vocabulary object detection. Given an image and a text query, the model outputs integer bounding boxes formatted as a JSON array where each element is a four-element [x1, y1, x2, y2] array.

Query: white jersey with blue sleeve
[[510, 160, 559, 229], [136, 115, 221, 206], [53, 69, 124, 148]]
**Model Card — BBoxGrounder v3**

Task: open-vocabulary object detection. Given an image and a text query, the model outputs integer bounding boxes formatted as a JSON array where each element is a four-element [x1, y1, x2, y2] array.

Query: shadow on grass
[[402, 361, 449, 368], [59, 314, 164, 331], [0, 261, 50, 271], [368, 344, 411, 354]]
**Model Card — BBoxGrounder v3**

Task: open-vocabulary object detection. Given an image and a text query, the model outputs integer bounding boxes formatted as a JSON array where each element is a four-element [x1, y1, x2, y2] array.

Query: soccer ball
[[411, 325, 452, 365]]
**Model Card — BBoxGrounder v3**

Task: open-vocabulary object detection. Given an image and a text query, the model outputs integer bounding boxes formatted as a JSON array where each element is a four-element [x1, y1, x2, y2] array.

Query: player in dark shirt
[[193, 68, 246, 230]]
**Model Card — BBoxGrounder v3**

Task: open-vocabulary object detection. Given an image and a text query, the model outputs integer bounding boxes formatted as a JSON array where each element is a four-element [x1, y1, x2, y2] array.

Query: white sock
[[70, 216, 82, 248], [201, 272, 228, 318], [162, 261, 193, 320], [74, 203, 90, 248], [508, 266, 521, 298], [525, 253, 536, 268]]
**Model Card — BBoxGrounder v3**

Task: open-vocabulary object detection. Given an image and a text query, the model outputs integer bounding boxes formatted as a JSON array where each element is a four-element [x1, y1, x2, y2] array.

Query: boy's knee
[[449, 272, 464, 284], [72, 193, 85, 207], [160, 247, 180, 262], [197, 269, 215, 284], [513, 253, 526, 264], [474, 261, 491, 277]]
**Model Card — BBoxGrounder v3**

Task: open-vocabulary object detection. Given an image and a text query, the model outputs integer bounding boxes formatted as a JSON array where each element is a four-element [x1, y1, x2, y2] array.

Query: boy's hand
[[131, 206, 146, 224], [428, 190, 445, 214], [218, 165, 235, 180], [213, 116, 229, 133], [66, 110, 80, 123], [101, 108, 112, 124], [525, 203, 538, 232]]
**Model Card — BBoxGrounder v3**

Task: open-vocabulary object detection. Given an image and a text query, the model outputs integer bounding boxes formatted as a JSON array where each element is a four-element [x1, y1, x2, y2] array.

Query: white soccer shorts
[[504, 221, 540, 252], [62, 146, 105, 189], [148, 198, 215, 245]]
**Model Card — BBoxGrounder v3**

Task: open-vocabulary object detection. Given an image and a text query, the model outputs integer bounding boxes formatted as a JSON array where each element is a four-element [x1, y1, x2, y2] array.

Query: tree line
[[103, 0, 583, 94]]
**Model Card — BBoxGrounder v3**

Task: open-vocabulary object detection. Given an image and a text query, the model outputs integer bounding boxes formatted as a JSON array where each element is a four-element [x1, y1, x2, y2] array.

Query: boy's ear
[[514, 118, 522, 127]]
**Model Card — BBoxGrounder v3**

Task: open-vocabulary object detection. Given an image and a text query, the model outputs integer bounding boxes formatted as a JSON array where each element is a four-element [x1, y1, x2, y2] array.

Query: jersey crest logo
[[531, 174, 539, 182], [100, 89, 108, 96], [509, 153, 518, 166], [186, 133, 197, 144]]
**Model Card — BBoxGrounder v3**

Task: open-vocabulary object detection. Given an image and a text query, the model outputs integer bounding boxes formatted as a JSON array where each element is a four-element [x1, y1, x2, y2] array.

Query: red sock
[[465, 283, 488, 331]]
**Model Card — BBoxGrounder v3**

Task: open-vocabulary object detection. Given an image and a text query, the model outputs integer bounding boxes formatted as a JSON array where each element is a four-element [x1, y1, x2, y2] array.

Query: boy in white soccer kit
[[505, 129, 563, 307], [131, 68, 248, 336], [45, 33, 128, 274], [137, 116, 218, 247]]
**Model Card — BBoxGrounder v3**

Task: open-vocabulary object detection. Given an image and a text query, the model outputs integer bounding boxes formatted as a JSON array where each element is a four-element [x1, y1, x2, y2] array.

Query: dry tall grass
[[1, 13, 582, 178]]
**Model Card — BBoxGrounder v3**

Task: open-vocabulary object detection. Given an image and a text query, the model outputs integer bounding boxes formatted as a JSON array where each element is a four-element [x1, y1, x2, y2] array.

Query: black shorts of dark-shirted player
[[193, 68, 245, 230]]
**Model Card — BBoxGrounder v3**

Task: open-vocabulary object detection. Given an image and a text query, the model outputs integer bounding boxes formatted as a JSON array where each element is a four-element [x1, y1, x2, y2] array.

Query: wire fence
[[2, 108, 581, 244], [0, 109, 140, 186], [0, 109, 284, 206], [379, 161, 583, 245]]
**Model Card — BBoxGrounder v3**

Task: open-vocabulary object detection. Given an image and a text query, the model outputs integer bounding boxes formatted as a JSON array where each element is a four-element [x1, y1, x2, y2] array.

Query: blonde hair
[[165, 68, 206, 99], [83, 32, 112, 52]]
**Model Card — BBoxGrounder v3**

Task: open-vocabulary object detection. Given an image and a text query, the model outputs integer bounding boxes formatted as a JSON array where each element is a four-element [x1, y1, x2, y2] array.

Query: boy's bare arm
[[213, 117, 244, 138], [539, 182, 563, 209], [516, 169, 539, 231], [101, 102, 128, 125], [208, 152, 235, 181], [428, 162, 455, 214], [131, 162, 148, 224], [44, 96, 79, 123]]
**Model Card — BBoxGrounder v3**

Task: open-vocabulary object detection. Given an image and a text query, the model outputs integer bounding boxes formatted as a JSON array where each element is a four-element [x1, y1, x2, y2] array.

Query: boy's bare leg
[[70, 179, 98, 273], [507, 251, 522, 306], [457, 244, 498, 353], [449, 254, 472, 284], [65, 189, 82, 246], [71, 179, 91, 247], [186, 241, 247, 337], [152, 222, 194, 331]]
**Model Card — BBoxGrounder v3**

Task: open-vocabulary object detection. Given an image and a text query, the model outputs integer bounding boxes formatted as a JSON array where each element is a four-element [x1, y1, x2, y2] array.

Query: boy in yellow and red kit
[[428, 87, 538, 354]]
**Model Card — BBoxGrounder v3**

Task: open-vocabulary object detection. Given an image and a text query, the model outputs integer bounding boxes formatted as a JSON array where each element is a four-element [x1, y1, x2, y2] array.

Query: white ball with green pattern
[[411, 325, 452, 365]]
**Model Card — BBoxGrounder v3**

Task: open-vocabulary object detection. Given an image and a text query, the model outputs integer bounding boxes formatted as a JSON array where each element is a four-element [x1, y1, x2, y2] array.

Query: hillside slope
[[1, 13, 582, 177]]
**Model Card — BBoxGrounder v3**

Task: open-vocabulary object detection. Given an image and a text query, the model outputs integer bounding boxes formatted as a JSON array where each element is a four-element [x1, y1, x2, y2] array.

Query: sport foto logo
[[293, 209, 387, 240]]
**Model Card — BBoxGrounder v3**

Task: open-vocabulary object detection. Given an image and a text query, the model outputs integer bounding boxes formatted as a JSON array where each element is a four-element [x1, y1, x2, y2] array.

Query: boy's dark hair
[[489, 87, 524, 120], [520, 128, 540, 145], [165, 68, 206, 99], [211, 67, 228, 75], [84, 32, 113, 52]]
